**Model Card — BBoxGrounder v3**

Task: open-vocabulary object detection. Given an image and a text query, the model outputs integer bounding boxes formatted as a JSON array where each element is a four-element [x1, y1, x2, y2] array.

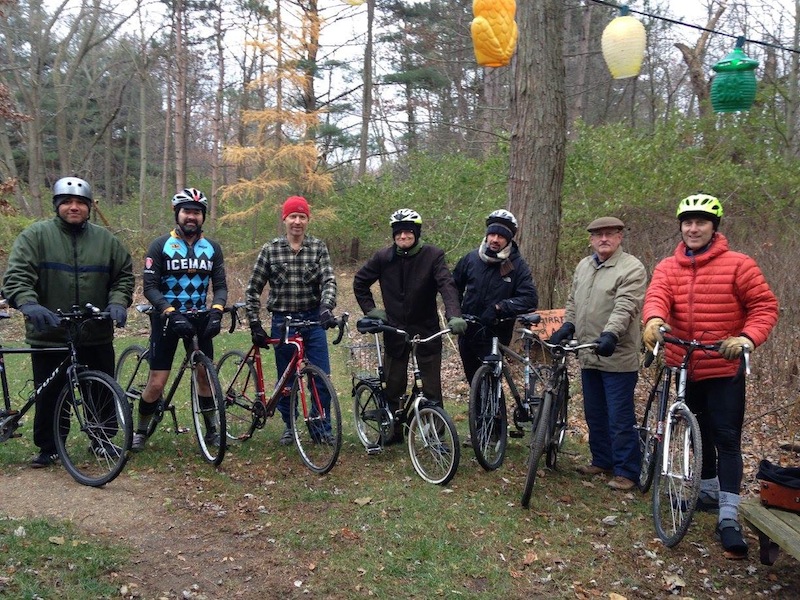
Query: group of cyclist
[[1, 177, 779, 559]]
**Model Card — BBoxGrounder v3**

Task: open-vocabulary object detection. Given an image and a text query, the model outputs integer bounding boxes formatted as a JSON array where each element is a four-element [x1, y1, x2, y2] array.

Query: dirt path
[[1, 466, 297, 599]]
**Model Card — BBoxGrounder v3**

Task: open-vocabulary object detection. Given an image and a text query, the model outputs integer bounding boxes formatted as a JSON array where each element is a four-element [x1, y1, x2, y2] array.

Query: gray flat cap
[[587, 216, 625, 231]]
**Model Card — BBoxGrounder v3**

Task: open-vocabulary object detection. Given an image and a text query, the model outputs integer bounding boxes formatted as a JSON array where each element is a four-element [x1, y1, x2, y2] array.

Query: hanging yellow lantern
[[471, 0, 518, 68], [601, 6, 647, 79]]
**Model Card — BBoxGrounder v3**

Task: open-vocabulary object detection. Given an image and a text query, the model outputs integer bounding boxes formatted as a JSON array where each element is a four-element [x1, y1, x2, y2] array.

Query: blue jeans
[[580, 369, 640, 480], [271, 309, 332, 432]]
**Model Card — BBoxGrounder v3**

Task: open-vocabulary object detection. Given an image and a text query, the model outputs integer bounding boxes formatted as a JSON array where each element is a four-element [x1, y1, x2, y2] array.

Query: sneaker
[[697, 495, 720, 513], [313, 432, 336, 445], [31, 452, 59, 468], [715, 518, 748, 557], [131, 432, 148, 452], [607, 476, 636, 490], [576, 464, 611, 476], [279, 427, 293, 446], [90, 441, 122, 459], [204, 431, 221, 447]]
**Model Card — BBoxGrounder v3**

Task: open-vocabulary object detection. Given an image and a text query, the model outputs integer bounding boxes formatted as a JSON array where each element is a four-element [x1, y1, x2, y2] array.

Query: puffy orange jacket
[[643, 233, 778, 381]]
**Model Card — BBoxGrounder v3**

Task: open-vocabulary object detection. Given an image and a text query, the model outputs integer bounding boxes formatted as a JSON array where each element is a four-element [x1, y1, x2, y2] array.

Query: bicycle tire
[[652, 404, 702, 547], [545, 379, 568, 470], [521, 391, 552, 508], [190, 353, 226, 465], [216, 350, 259, 441], [638, 366, 667, 493], [54, 369, 132, 487], [468, 365, 507, 471], [353, 381, 391, 449], [289, 363, 342, 475], [407, 403, 460, 485], [114, 344, 149, 405]]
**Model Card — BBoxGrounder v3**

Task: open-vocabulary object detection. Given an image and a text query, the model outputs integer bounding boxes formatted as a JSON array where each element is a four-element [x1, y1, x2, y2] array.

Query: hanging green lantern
[[710, 37, 759, 113]]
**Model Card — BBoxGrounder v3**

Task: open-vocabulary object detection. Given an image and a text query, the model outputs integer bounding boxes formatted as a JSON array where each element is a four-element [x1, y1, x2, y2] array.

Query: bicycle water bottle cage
[[357, 317, 385, 334]]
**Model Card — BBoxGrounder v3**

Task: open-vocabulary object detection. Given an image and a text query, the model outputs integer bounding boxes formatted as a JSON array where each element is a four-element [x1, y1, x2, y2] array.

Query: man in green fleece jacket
[[2, 177, 134, 468]]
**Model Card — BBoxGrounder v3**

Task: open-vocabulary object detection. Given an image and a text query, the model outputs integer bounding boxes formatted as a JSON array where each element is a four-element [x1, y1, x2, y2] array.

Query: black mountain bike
[[1, 303, 132, 486]]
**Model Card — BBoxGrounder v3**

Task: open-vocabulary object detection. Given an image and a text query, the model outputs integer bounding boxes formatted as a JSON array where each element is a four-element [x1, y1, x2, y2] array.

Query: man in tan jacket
[[548, 217, 646, 490]]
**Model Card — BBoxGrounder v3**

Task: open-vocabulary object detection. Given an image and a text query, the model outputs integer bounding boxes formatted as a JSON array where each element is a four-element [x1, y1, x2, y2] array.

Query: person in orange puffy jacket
[[642, 194, 778, 558]]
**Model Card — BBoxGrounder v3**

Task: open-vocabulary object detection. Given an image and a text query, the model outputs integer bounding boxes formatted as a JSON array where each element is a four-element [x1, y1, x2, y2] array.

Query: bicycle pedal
[[365, 445, 383, 456], [177, 426, 191, 434], [509, 429, 524, 438]]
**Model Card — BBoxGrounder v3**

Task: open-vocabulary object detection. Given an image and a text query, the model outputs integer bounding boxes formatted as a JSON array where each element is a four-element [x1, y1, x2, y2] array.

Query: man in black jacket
[[353, 209, 466, 435], [453, 209, 538, 384]]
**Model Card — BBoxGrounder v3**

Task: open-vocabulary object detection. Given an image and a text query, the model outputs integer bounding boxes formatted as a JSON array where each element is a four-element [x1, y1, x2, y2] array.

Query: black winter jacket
[[353, 243, 461, 357], [453, 242, 538, 344]]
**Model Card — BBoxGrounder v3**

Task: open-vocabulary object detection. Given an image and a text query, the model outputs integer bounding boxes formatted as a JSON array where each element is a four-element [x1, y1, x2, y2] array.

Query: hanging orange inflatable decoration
[[471, 0, 518, 68]]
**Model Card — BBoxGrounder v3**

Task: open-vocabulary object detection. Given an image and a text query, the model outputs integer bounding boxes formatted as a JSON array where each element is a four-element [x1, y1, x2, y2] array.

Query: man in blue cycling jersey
[[132, 188, 228, 451]]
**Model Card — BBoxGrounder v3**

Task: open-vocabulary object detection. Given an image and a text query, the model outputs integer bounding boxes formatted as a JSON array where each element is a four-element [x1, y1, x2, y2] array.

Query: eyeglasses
[[590, 229, 622, 239]]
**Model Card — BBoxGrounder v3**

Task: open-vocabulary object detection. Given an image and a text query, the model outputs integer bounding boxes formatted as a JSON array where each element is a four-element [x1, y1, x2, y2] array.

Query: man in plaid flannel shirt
[[245, 196, 338, 445]]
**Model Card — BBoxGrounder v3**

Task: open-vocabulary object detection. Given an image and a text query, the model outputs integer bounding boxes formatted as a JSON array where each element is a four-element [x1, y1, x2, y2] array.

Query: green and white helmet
[[390, 208, 422, 239]]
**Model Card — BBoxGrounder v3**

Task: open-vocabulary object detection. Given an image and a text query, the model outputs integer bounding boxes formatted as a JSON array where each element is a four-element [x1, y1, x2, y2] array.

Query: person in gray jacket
[[2, 177, 134, 468], [548, 216, 646, 490]]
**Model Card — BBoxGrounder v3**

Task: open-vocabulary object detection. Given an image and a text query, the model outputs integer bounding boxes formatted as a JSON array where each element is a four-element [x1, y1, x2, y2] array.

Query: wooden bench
[[739, 497, 800, 565]]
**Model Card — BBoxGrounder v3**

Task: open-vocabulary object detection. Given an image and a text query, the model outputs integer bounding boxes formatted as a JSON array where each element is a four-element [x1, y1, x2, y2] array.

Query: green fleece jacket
[[2, 216, 134, 346]]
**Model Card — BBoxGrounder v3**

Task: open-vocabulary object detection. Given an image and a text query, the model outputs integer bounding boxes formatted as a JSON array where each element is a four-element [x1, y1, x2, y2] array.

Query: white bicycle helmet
[[486, 208, 518, 238]]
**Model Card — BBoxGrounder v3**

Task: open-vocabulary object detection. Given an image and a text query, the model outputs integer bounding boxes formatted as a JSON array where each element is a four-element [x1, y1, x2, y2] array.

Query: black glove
[[594, 331, 618, 357], [203, 308, 223, 339], [548, 321, 575, 346], [106, 303, 127, 328], [167, 311, 195, 338], [319, 306, 335, 330], [479, 304, 498, 326], [19, 302, 61, 332], [250, 321, 269, 348]]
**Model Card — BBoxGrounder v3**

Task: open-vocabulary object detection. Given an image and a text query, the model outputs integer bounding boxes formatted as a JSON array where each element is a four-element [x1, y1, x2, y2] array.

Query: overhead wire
[[587, 0, 800, 54]]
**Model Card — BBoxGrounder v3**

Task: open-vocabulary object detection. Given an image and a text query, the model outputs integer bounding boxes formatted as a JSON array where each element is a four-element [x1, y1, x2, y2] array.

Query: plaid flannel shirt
[[245, 234, 337, 323]]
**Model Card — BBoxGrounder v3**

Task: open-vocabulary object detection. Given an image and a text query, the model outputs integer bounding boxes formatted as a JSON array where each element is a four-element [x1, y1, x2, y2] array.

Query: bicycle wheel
[[468, 365, 507, 471], [652, 404, 702, 547], [545, 380, 568, 469], [353, 381, 391, 449], [54, 370, 132, 487], [638, 366, 667, 493], [190, 353, 226, 465], [289, 363, 342, 475], [114, 344, 149, 404], [217, 350, 259, 441], [521, 391, 552, 508], [407, 403, 460, 485]]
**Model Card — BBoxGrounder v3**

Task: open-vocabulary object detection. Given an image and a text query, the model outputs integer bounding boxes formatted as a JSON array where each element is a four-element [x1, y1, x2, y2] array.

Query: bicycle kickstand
[[165, 404, 190, 435]]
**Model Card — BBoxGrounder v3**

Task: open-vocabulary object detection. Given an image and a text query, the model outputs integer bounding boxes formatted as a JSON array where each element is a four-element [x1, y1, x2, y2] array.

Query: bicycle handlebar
[[354, 317, 450, 345], [645, 327, 751, 377]]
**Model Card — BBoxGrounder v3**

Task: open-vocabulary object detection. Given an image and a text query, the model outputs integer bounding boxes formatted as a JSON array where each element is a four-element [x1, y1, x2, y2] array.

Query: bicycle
[[1, 302, 132, 487], [637, 329, 750, 547], [114, 304, 226, 466], [463, 313, 548, 472], [215, 304, 348, 475], [520, 327, 596, 509], [352, 317, 461, 485]]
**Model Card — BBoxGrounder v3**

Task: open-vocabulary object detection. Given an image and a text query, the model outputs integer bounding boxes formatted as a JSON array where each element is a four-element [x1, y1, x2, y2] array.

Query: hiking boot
[[280, 427, 293, 446], [607, 476, 636, 491], [90, 441, 122, 459], [576, 464, 611, 476], [31, 452, 59, 468], [131, 432, 148, 452], [716, 518, 748, 557]]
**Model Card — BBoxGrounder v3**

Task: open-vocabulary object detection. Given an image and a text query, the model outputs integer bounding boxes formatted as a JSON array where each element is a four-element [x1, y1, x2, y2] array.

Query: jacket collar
[[674, 232, 729, 267]]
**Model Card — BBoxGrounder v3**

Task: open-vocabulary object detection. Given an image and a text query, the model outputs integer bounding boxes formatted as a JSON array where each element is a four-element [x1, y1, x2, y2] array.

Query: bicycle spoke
[[217, 350, 259, 441]]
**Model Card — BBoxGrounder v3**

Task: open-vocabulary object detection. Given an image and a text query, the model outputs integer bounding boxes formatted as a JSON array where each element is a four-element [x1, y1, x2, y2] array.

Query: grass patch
[[0, 516, 128, 599]]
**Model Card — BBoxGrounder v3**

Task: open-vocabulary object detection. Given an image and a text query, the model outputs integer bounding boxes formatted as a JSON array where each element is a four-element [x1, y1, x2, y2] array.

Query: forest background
[[0, 0, 798, 416]]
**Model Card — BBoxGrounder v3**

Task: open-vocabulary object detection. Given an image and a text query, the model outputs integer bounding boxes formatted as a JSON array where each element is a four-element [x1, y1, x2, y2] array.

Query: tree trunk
[[358, 0, 374, 177], [508, 0, 566, 309], [173, 0, 187, 190]]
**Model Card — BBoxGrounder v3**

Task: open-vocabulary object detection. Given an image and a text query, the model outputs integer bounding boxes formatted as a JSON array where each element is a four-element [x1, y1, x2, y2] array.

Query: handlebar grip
[[331, 312, 349, 345], [227, 306, 239, 334]]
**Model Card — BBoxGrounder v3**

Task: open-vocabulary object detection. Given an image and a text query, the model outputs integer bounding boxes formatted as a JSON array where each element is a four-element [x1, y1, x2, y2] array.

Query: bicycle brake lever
[[332, 312, 349, 346]]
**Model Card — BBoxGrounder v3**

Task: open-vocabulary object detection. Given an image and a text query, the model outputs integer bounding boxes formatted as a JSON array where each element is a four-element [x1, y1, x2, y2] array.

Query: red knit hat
[[282, 196, 310, 220]]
